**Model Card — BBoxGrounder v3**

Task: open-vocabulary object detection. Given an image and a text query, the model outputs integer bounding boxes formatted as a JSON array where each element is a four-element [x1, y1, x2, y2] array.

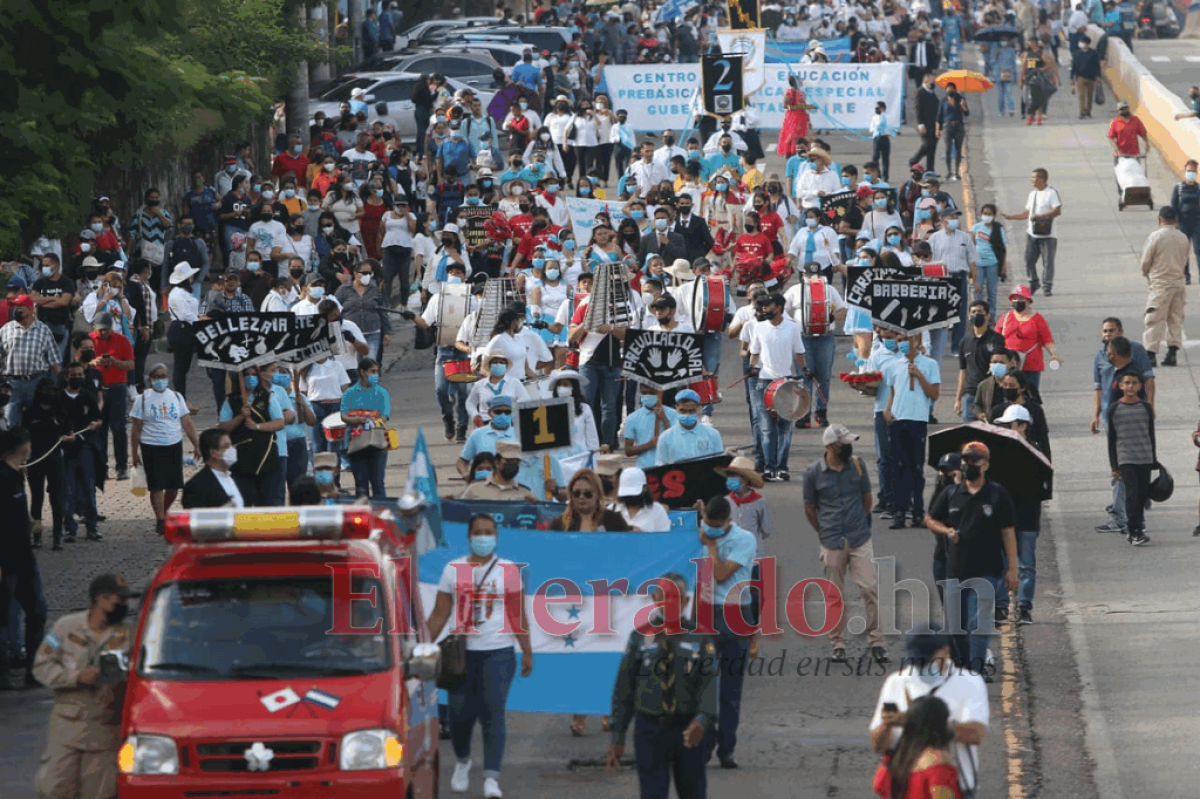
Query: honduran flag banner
[[419, 501, 704, 714]]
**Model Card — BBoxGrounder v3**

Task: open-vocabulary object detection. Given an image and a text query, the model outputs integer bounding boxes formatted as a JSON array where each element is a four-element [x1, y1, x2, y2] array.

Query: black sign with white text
[[869, 277, 961, 334], [844, 265, 923, 309], [622, 329, 705, 391]]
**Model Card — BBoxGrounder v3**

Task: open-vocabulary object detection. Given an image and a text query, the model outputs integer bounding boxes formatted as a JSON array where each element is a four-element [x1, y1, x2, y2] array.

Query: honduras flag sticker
[[303, 688, 341, 710]]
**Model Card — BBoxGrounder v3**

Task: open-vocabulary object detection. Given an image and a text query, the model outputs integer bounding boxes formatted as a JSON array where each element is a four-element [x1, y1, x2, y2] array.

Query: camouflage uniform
[[611, 624, 718, 799]]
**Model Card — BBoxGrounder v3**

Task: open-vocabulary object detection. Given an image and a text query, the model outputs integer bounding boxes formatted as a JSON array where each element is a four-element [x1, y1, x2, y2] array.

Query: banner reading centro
[[603, 62, 904, 132]]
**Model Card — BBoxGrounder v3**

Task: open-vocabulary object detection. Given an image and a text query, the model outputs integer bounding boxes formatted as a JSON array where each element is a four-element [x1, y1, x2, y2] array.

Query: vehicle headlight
[[339, 729, 404, 771], [118, 735, 180, 775]]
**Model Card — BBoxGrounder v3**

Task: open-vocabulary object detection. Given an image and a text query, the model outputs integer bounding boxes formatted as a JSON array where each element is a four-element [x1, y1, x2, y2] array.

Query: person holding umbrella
[[993, 404, 1046, 626]]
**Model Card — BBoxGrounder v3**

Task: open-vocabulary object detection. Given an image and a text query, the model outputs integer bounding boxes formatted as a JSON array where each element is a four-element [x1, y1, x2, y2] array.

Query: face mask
[[222, 447, 238, 467], [367, 374, 380, 386], [272, 372, 290, 387], [886, 234, 902, 247], [882, 338, 898, 352], [678, 414, 698, 429], [966, 312, 986, 328], [920, 189, 931, 199], [532, 258, 546, 270], [252, 184, 262, 193], [91, 223, 104, 233], [80, 243, 91, 252], [841, 176, 852, 188], [1012, 300, 1027, 312], [917, 662, 944, 686], [805, 217, 818, 228], [519, 101, 529, 110], [106, 602, 130, 626], [310, 287, 325, 300], [359, 274, 372, 286], [324, 163, 336, 172], [321, 225, 335, 235], [492, 413, 512, 430], [466, 196, 481, 206], [67, 376, 85, 390], [499, 461, 520, 479], [715, 182, 728, 191], [678, 207, 692, 217], [148, 378, 169, 393], [898, 341, 911, 355], [1188, 171, 1199, 183], [989, 362, 1007, 379], [640, 394, 657, 409], [962, 463, 983, 481], [744, 224, 757, 233], [654, 218, 667, 231], [703, 523, 728, 538], [41, 266, 53, 277], [721, 144, 732, 153], [726, 476, 743, 493], [546, 268, 561, 281], [247, 261, 261, 272], [244, 375, 259, 391], [630, 210, 645, 220], [563, 240, 576, 250], [872, 198, 888, 211], [262, 190, 276, 200], [473, 469, 493, 482], [915, 209, 930, 222], [687, 151, 701, 161], [1002, 387, 1020, 402], [539, 133, 551, 142], [490, 363, 508, 377], [947, 219, 960, 232], [470, 534, 498, 557], [836, 443, 853, 461], [555, 385, 573, 398]]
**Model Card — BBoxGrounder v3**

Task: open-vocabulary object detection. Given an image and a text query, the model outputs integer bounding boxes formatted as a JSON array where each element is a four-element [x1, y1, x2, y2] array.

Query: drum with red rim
[[322, 412, 347, 443], [692, 276, 728, 333], [801, 276, 831, 336], [764, 379, 810, 420], [565, 350, 580, 368], [442, 360, 480, 383], [921, 263, 949, 278], [689, 377, 722, 405]]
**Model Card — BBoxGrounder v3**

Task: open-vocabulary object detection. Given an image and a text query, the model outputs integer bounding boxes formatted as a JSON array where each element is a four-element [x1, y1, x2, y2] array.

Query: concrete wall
[[1091, 24, 1200, 178]]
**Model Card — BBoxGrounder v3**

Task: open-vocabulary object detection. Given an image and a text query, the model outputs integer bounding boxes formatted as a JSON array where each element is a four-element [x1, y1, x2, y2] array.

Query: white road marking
[[1149, 56, 1170, 62], [1186, 56, 1200, 63]]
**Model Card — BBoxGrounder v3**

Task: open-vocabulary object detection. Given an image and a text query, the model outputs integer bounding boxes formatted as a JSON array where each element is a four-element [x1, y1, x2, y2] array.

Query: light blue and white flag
[[405, 428, 444, 549]]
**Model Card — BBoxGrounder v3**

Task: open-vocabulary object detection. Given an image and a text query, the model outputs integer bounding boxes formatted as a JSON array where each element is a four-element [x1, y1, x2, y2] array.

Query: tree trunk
[[286, 2, 310, 139], [349, 0, 363, 65], [311, 1, 332, 83]]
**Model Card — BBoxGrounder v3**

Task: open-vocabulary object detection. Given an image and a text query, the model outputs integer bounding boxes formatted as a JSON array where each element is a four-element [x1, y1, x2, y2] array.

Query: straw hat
[[667, 258, 697, 282], [714, 456, 764, 488]]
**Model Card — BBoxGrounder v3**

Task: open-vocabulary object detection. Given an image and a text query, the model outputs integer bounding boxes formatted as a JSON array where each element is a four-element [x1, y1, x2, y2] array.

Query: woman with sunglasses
[[334, 258, 391, 362], [549, 469, 630, 532]]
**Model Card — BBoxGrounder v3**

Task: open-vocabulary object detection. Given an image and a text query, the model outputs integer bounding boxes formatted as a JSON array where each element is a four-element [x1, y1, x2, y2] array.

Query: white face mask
[[359, 273, 372, 286], [981, 214, 995, 224], [555, 385, 573, 398], [221, 447, 238, 467]]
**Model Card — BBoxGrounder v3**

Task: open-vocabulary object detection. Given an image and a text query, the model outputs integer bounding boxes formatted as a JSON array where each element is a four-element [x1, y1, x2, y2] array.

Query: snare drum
[[322, 412, 347, 443], [763, 379, 811, 420], [692, 276, 728, 333], [689, 376, 722, 405], [801, 277, 832, 336], [442, 360, 480, 383], [565, 350, 580, 368], [921, 263, 949, 278]]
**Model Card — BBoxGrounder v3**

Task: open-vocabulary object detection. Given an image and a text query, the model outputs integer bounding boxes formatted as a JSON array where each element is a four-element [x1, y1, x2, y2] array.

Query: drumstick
[[726, 373, 752, 390]]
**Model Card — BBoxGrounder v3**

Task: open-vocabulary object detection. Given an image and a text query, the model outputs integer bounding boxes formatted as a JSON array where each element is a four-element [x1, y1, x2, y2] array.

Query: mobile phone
[[882, 702, 899, 713]]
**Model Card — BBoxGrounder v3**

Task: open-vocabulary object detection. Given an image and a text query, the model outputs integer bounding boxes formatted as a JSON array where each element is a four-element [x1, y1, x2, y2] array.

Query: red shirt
[[508, 214, 534, 240], [271, 152, 311, 180], [757, 210, 785, 243], [88, 330, 135, 386], [872, 759, 961, 799], [517, 224, 561, 261], [1107, 114, 1147, 156], [734, 232, 774, 264]]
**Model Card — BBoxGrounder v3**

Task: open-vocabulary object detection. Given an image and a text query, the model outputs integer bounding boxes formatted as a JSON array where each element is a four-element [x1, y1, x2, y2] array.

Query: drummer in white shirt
[[465, 349, 531, 426], [643, 293, 694, 333], [783, 263, 848, 429]]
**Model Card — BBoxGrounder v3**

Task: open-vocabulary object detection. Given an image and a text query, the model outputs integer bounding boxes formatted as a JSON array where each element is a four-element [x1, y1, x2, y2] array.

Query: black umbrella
[[972, 24, 1020, 43], [928, 421, 1053, 502]]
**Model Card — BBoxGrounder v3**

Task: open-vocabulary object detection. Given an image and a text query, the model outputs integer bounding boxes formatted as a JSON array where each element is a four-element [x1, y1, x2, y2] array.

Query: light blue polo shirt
[[654, 422, 724, 466], [624, 406, 680, 469], [885, 354, 940, 421], [460, 424, 517, 462], [711, 523, 757, 606], [865, 344, 900, 414]]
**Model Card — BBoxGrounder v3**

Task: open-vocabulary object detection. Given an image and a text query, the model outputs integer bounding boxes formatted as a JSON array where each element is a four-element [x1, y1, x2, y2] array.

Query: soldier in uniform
[[32, 573, 134, 799], [608, 572, 717, 799]]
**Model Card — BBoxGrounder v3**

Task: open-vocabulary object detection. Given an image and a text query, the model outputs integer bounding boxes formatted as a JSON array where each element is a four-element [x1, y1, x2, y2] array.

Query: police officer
[[608, 572, 717, 799], [32, 573, 134, 799]]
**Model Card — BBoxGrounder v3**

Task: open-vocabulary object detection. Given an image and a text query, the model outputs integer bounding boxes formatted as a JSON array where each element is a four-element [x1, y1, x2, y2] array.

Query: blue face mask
[[314, 470, 335, 486], [920, 189, 931, 198], [473, 470, 493, 482], [564, 240, 576, 250], [688, 150, 701, 160], [492, 412, 512, 430], [467, 196, 481, 205], [272, 372, 290, 386], [726, 477, 743, 493], [91, 223, 104, 233], [374, 189, 384, 198], [490, 363, 508, 377], [253, 184, 262, 193], [546, 268, 561, 281], [447, 276, 464, 284], [310, 287, 325, 300], [917, 663, 944, 686], [678, 414, 698, 429], [367, 374, 380, 386], [805, 217, 819, 228], [989, 362, 1008, 379], [151, 378, 169, 392], [915, 209, 930, 222], [640, 394, 657, 409], [886, 234, 902, 246], [630, 210, 645, 220], [946, 219, 960, 231], [532, 258, 545, 270], [715, 182, 728, 191], [226, 165, 238, 174], [283, 189, 295, 199], [898, 341, 911, 355], [841, 176, 851, 188], [247, 261, 261, 272], [469, 534, 497, 557], [244, 375, 259, 390], [883, 338, 899, 352], [703, 523, 728, 539], [580, 186, 592, 196], [874, 198, 887, 210]]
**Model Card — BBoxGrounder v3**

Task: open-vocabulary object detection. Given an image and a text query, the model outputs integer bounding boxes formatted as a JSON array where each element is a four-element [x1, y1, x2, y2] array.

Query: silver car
[[309, 72, 495, 142]]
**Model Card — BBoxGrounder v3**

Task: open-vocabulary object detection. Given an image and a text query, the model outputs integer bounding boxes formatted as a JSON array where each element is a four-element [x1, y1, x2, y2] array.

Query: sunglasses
[[572, 490, 595, 499], [491, 410, 512, 417]]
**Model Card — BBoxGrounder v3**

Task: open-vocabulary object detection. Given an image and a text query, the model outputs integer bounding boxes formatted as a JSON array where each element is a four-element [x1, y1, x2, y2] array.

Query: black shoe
[[778, 471, 791, 481], [764, 471, 783, 483], [794, 414, 811, 429], [718, 755, 739, 769], [983, 673, 995, 684], [911, 517, 926, 528], [1162, 347, 1178, 367], [871, 646, 889, 663], [443, 417, 455, 441], [63, 533, 77, 544], [1017, 609, 1033, 625], [1129, 532, 1150, 546], [995, 607, 1010, 625], [51, 542, 63, 551], [1193, 525, 1200, 537], [85, 532, 103, 542], [831, 647, 848, 663], [813, 410, 829, 428], [455, 426, 467, 443], [1043, 287, 1051, 297], [1148, 351, 1157, 367], [116, 469, 129, 481], [880, 510, 895, 520], [888, 516, 907, 529], [1029, 278, 1041, 295]]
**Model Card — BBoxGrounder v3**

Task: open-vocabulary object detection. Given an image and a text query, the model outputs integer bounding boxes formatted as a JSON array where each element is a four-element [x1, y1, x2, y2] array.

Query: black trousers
[[1120, 463, 1152, 533], [872, 135, 891, 182], [381, 244, 412, 307], [910, 129, 938, 172], [595, 142, 614, 181], [27, 455, 65, 541]]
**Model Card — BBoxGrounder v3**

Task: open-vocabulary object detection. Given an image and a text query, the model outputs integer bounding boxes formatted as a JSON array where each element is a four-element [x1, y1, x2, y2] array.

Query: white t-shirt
[[436, 557, 520, 651], [869, 667, 989, 792], [749, 317, 806, 380], [783, 280, 846, 334], [412, 233, 437, 285], [276, 233, 315, 267], [300, 358, 350, 402], [1024, 187, 1062, 238], [382, 212, 415, 249], [335, 318, 368, 373], [292, 294, 341, 316], [131, 388, 190, 447], [249, 220, 288, 261], [621, 501, 672, 532]]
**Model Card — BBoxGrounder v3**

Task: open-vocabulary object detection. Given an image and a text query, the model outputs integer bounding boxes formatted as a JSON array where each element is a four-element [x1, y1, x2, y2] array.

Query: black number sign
[[517, 398, 574, 453], [702, 54, 744, 117]]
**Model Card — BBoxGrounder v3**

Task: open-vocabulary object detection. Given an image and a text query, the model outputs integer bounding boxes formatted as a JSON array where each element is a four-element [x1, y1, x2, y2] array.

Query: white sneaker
[[701, 414, 714, 426], [451, 760, 471, 793], [483, 777, 503, 798]]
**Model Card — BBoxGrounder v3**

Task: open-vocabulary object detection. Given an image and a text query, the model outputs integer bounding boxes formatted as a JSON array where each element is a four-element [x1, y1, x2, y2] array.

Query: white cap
[[617, 467, 648, 497], [443, 223, 461, 235], [995, 404, 1032, 424], [351, 87, 366, 98], [821, 424, 859, 446]]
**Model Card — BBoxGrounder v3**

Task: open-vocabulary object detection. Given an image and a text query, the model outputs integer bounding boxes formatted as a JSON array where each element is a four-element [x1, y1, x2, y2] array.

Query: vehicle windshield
[[139, 577, 391, 681]]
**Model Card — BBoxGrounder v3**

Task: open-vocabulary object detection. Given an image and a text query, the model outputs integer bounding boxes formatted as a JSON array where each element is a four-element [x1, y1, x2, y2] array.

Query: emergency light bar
[[163, 507, 375, 545]]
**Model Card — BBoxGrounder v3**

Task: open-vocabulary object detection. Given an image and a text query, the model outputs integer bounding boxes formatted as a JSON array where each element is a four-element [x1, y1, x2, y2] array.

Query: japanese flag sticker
[[260, 687, 302, 713]]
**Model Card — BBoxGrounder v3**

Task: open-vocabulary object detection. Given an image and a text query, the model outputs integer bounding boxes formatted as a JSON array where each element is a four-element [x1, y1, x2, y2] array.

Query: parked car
[[449, 26, 574, 53], [395, 17, 509, 48], [309, 72, 494, 142]]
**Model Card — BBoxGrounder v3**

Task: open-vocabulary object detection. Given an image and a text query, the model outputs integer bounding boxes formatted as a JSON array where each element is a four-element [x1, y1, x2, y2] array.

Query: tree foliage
[[0, 0, 340, 254]]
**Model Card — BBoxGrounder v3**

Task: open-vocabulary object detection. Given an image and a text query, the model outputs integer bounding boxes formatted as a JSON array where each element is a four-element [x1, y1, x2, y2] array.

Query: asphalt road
[[1125, 38, 1200, 101]]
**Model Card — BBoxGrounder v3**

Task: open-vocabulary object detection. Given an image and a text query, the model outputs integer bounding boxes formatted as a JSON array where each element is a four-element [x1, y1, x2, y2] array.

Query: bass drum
[[689, 376, 722, 405], [436, 283, 471, 348], [442, 360, 480, 383], [691, 276, 728, 333], [801, 277, 832, 336], [763, 379, 811, 420]]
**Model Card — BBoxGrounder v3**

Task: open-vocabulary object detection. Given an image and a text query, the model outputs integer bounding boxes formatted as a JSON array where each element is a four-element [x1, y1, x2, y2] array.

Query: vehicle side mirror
[[405, 642, 440, 682]]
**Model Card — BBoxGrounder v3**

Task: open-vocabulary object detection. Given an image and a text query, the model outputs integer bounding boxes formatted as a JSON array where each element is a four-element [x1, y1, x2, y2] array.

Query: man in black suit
[[182, 428, 245, 509], [671, 195, 714, 264], [640, 206, 687, 268], [905, 30, 941, 88], [909, 72, 942, 173]]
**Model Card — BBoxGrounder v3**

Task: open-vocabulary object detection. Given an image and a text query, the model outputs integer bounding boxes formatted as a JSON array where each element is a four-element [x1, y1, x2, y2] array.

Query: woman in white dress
[[531, 255, 571, 366], [548, 369, 598, 457]]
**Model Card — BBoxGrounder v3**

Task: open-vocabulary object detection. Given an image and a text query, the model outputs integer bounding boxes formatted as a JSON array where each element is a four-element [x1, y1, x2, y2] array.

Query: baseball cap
[[94, 312, 114, 330], [961, 441, 991, 460], [6, 277, 27, 292], [1009, 284, 1032, 301], [488, 395, 514, 410], [1117, 100, 1130, 110], [313, 452, 338, 470], [996, 404, 1032, 425], [618, 467, 648, 497], [821, 424, 859, 446], [937, 452, 962, 472], [89, 573, 132, 602], [675, 389, 701, 404], [650, 294, 676, 309], [12, 294, 34, 310]]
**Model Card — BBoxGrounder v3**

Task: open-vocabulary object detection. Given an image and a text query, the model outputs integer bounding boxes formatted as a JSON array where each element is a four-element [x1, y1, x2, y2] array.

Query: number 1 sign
[[516, 398, 574, 453]]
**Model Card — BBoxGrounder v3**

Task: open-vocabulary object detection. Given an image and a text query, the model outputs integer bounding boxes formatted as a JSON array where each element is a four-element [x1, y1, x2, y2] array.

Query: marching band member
[[785, 263, 848, 429], [411, 261, 472, 442], [747, 293, 808, 482]]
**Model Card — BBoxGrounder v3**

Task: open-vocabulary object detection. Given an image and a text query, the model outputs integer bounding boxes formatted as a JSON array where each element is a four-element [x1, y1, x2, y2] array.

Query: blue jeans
[[702, 605, 752, 760], [700, 332, 722, 416], [742, 358, 763, 471], [435, 348, 470, 429], [101, 383, 129, 474], [754, 378, 793, 473], [363, 330, 383, 363], [1000, 529, 1038, 611], [582, 360, 623, 449], [960, 391, 976, 423], [636, 714, 707, 799], [1023, 370, 1042, 392], [46, 323, 71, 367], [928, 328, 947, 363], [801, 334, 835, 413], [997, 81, 1015, 115], [5, 374, 47, 430], [873, 411, 894, 509], [349, 448, 387, 498], [889, 419, 927, 517], [449, 647, 517, 778], [286, 436, 309, 491], [975, 262, 999, 317], [208, 367, 229, 412], [946, 576, 1002, 674], [1109, 476, 1127, 526], [63, 448, 98, 536]]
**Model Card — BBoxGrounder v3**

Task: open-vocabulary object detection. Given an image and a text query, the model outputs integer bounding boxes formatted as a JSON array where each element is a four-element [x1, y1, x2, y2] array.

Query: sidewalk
[[970, 52, 1200, 799]]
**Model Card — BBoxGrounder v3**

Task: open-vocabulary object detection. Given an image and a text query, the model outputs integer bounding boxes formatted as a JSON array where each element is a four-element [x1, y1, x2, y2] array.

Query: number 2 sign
[[701, 53, 744, 118], [516, 398, 574, 453]]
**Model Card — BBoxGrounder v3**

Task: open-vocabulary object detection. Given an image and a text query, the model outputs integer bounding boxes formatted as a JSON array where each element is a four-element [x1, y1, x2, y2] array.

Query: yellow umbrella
[[935, 69, 994, 93]]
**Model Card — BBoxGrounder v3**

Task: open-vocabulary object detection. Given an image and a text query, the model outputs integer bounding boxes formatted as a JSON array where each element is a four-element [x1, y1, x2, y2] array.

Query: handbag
[[1000, 69, 1014, 82], [437, 557, 500, 691], [346, 424, 390, 455], [1031, 218, 1053, 236], [1095, 82, 1106, 105], [140, 241, 166, 265]]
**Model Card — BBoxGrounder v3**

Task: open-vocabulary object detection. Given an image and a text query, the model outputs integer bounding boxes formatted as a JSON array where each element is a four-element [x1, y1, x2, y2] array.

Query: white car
[[309, 72, 495, 142]]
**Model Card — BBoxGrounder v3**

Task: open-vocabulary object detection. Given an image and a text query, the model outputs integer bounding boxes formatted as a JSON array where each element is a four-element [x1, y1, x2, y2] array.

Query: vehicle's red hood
[[125, 673, 397, 739]]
